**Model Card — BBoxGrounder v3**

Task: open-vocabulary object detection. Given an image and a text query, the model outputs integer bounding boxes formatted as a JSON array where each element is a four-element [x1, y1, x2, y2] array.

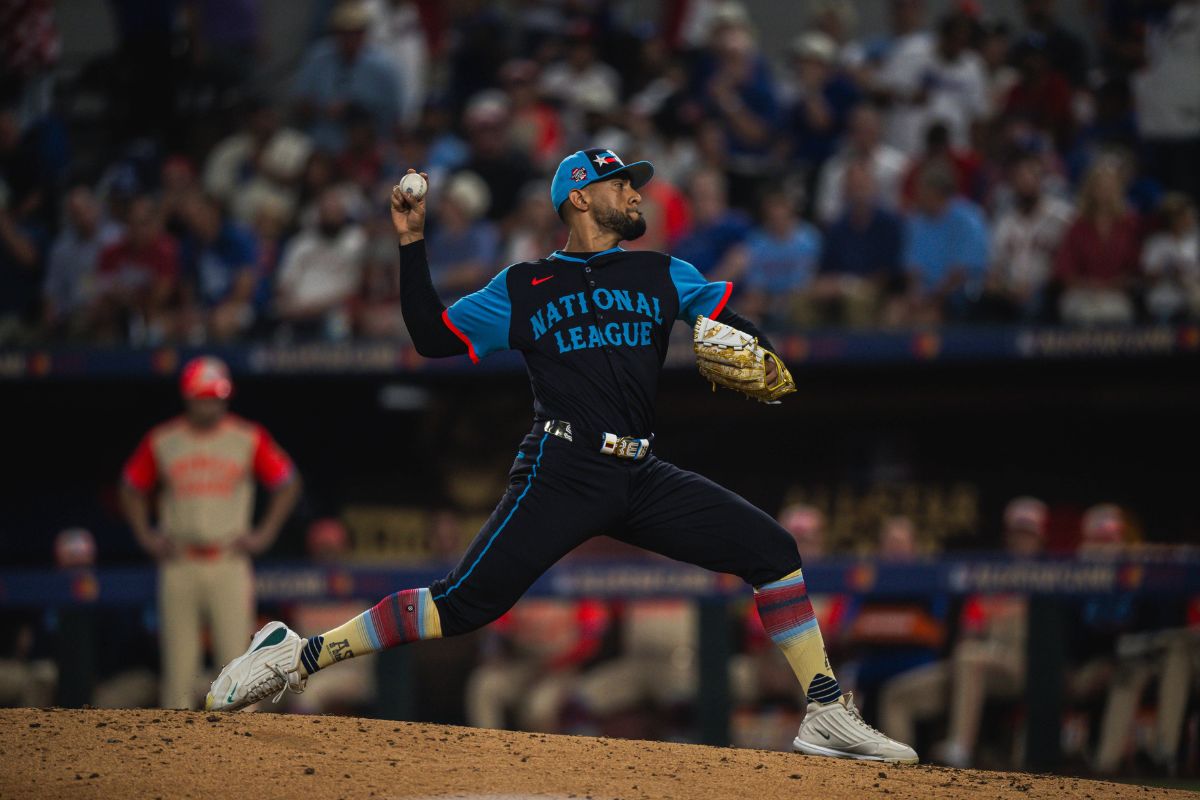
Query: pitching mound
[[0, 708, 1186, 799]]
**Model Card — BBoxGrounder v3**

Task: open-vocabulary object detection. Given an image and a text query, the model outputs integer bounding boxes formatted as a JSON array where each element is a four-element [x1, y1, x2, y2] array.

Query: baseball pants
[[158, 553, 254, 709], [430, 426, 802, 637]]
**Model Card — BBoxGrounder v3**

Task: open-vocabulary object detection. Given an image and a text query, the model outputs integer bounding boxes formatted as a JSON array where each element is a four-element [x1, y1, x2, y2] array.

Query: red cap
[[180, 356, 233, 400]]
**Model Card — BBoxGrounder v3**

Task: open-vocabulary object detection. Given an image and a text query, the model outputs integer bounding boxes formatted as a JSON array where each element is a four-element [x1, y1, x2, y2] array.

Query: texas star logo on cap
[[592, 150, 624, 169]]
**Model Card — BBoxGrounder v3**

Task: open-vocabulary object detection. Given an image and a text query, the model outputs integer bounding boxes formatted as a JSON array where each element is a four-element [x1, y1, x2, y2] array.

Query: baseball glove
[[693, 315, 796, 403]]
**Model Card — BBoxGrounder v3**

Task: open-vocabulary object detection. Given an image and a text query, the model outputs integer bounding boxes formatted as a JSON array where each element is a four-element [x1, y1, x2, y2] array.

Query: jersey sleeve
[[669, 256, 732, 325], [252, 426, 296, 490], [442, 267, 513, 363], [122, 433, 159, 492]]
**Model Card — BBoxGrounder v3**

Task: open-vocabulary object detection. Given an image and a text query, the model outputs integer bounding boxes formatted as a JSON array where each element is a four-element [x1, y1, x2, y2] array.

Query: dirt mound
[[0, 708, 1185, 799]]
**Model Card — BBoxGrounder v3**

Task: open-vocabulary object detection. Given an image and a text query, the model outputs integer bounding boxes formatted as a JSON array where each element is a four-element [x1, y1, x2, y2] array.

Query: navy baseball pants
[[430, 424, 803, 637]]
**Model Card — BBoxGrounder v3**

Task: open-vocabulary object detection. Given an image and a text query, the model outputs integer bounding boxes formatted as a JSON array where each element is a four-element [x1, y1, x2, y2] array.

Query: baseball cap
[[550, 148, 654, 213], [180, 356, 233, 400]]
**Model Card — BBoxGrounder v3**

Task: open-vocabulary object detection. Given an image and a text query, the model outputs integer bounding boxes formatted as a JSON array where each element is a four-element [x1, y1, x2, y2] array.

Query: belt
[[543, 419, 652, 461], [183, 544, 227, 560]]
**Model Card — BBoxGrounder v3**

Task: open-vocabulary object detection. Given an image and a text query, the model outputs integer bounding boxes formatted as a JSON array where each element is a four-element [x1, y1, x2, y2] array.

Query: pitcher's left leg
[[619, 457, 917, 763]]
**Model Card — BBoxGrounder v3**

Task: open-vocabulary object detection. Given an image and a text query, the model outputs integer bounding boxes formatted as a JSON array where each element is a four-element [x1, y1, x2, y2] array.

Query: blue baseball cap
[[550, 148, 654, 214]]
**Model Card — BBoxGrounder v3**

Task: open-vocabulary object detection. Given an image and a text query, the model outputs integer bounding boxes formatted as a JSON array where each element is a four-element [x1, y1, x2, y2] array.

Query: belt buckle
[[544, 420, 574, 442], [613, 436, 643, 460]]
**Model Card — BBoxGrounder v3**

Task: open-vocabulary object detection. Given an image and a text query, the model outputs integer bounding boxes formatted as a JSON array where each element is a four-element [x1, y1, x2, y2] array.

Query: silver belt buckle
[[613, 436, 643, 460], [544, 420, 574, 442]]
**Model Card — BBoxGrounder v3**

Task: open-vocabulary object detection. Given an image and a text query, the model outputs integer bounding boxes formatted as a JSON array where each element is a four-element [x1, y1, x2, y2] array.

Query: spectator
[[807, 0, 867, 78], [900, 121, 984, 207], [42, 187, 122, 336], [979, 22, 1019, 120], [503, 181, 566, 266], [0, 120, 49, 343], [336, 103, 387, 191], [983, 153, 1074, 320], [292, 0, 402, 152], [178, 192, 259, 341], [815, 104, 908, 225], [723, 189, 821, 329], [901, 161, 989, 323], [694, 10, 781, 205], [880, 497, 1047, 768], [920, 13, 989, 153], [1019, 0, 1088, 88], [1003, 33, 1075, 152], [203, 100, 312, 226], [94, 196, 182, 345], [1133, 1, 1200, 206], [502, 60, 565, 172], [460, 91, 537, 224], [540, 33, 621, 144], [1055, 159, 1142, 326], [672, 168, 752, 277], [363, 0, 429, 126], [274, 188, 366, 340], [816, 159, 904, 326], [783, 32, 861, 175], [871, 0, 936, 156], [427, 171, 499, 302], [1143, 193, 1200, 322]]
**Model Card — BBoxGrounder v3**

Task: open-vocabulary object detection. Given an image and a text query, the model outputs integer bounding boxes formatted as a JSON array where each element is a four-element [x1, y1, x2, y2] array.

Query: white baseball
[[398, 172, 427, 201]]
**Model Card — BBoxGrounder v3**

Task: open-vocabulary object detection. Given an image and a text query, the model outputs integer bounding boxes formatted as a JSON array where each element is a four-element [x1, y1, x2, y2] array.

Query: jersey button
[[585, 267, 592, 273], [597, 313, 605, 320]]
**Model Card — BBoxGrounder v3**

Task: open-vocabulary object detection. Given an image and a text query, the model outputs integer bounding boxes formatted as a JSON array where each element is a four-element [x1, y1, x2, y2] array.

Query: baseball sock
[[298, 587, 442, 676], [754, 568, 843, 705]]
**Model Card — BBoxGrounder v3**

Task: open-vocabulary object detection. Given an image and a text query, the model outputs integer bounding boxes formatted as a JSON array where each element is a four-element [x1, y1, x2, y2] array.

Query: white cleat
[[793, 693, 919, 764], [205, 621, 307, 712]]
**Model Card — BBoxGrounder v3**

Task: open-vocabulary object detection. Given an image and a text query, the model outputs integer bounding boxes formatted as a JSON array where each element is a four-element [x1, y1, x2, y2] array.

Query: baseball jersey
[[433, 244, 733, 437], [122, 415, 295, 545]]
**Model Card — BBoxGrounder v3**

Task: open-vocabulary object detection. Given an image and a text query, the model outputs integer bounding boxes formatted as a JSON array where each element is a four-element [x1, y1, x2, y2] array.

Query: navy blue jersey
[[443, 247, 731, 437]]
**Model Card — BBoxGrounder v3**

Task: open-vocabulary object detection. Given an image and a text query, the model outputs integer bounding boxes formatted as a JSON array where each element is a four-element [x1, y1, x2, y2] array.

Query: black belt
[[542, 419, 652, 461]]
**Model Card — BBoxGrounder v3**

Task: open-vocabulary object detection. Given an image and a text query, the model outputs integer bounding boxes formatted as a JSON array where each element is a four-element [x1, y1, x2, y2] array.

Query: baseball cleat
[[205, 621, 307, 712], [793, 693, 919, 764]]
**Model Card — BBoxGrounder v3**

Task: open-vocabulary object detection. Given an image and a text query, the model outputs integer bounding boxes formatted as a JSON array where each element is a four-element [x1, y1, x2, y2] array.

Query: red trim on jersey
[[709, 281, 733, 319], [122, 433, 159, 492], [441, 308, 479, 364], [252, 424, 295, 489]]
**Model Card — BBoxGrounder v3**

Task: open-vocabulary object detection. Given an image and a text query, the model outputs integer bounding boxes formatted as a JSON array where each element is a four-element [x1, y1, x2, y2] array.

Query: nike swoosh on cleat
[[226, 682, 238, 704], [818, 730, 830, 740], [531, 275, 554, 285]]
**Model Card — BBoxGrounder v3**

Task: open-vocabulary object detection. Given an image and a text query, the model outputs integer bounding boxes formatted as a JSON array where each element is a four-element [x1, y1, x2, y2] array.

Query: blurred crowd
[[3, 0, 1200, 347]]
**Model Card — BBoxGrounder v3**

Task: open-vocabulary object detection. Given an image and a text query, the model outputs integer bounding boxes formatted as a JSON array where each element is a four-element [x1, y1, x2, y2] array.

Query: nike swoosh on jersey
[[531, 275, 555, 286]]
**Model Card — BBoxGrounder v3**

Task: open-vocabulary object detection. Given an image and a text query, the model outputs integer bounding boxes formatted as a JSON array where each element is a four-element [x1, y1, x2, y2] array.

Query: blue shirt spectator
[[785, 33, 862, 168], [733, 190, 821, 328], [822, 208, 904, 280], [672, 169, 752, 276], [292, 5, 402, 152], [693, 25, 781, 160], [904, 163, 989, 302], [427, 171, 501, 303]]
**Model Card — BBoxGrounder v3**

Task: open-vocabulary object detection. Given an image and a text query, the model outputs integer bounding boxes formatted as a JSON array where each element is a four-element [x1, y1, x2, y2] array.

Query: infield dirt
[[0, 708, 1189, 799]]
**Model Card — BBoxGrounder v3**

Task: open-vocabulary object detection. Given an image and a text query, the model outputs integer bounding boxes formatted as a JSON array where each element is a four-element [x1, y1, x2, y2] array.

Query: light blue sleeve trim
[[668, 256, 731, 324], [445, 267, 513, 358]]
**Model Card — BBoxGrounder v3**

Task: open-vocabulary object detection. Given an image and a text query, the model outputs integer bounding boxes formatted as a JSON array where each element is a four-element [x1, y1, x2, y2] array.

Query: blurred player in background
[[119, 355, 301, 709]]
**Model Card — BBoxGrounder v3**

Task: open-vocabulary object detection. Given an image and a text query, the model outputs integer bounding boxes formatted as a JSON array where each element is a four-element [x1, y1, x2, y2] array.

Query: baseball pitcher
[[206, 150, 917, 763]]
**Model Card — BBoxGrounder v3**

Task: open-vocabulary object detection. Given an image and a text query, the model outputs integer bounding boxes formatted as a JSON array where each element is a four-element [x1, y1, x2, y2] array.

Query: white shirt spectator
[[1133, 0, 1200, 139], [43, 220, 122, 320], [363, 0, 429, 127], [925, 50, 988, 150], [815, 145, 909, 226], [276, 226, 366, 313], [1143, 228, 1200, 320], [876, 30, 936, 154], [990, 196, 1074, 295]]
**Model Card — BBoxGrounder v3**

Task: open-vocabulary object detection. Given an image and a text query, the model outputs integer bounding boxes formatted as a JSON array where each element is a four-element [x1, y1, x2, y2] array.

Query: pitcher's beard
[[597, 207, 647, 241]]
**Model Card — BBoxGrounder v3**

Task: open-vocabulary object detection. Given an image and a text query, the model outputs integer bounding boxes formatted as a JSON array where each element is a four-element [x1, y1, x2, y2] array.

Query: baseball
[[398, 172, 427, 201]]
